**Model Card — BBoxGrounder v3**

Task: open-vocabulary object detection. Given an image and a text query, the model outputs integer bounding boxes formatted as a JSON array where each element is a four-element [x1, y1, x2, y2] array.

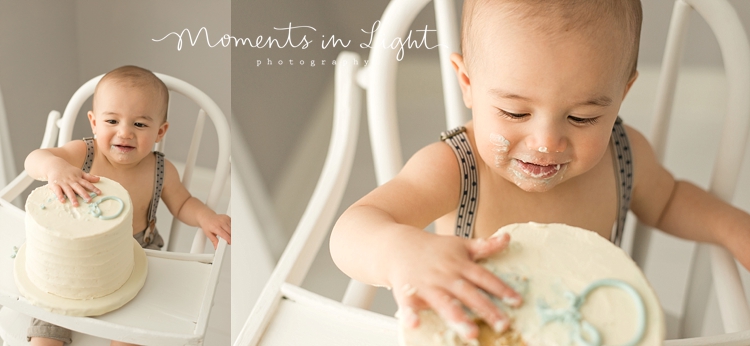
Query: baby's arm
[[24, 140, 100, 206], [160, 159, 231, 248], [330, 141, 521, 340], [627, 126, 750, 270]]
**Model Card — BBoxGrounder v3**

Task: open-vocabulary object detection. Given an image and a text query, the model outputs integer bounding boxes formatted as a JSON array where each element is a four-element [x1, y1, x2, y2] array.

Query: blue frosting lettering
[[87, 196, 125, 220], [536, 278, 646, 346]]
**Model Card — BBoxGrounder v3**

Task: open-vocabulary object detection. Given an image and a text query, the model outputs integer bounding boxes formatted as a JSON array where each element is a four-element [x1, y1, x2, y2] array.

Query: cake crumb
[[477, 319, 526, 346]]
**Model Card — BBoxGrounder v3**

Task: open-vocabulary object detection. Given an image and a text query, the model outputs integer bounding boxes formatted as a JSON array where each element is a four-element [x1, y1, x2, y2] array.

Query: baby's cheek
[[489, 133, 511, 168], [575, 136, 612, 172]]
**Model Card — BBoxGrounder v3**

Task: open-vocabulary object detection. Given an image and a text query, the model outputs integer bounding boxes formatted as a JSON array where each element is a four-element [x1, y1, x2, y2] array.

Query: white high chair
[[0, 72, 230, 345], [628, 0, 750, 340], [236, 0, 750, 345]]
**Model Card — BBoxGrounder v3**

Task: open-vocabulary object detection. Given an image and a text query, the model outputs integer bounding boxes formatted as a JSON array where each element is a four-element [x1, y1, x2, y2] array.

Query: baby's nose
[[526, 127, 567, 153], [117, 126, 134, 138], [533, 141, 566, 153]]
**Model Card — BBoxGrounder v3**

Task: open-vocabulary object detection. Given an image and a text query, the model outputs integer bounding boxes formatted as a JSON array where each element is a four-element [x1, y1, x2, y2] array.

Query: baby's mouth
[[514, 159, 564, 179], [111, 144, 135, 152]]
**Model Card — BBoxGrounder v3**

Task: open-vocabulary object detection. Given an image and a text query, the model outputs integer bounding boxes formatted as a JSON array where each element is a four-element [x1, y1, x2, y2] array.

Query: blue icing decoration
[[497, 272, 529, 295], [483, 268, 529, 308], [535, 278, 646, 346], [87, 196, 125, 220], [40, 204, 46, 210]]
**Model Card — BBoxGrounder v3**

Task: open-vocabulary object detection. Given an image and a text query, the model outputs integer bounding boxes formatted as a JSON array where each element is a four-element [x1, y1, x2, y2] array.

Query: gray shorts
[[27, 228, 163, 344]]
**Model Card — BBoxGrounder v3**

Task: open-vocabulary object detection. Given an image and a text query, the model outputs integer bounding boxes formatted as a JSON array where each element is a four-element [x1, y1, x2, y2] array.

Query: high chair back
[[0, 72, 229, 345], [631, 0, 750, 340], [234, 51, 399, 345]]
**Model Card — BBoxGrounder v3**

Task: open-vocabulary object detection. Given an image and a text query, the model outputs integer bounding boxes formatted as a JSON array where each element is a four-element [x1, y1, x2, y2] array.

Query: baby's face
[[87, 81, 168, 167], [454, 8, 635, 192]]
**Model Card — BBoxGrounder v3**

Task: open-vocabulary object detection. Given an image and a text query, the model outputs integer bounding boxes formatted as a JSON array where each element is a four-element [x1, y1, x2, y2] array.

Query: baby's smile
[[506, 154, 570, 191], [111, 144, 135, 153], [513, 159, 564, 179]]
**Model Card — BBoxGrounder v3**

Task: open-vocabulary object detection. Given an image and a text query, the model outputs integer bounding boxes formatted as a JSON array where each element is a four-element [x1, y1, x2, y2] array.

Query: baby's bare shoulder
[[158, 157, 184, 189], [623, 124, 676, 225], [51, 139, 89, 167], [353, 140, 464, 227], [406, 140, 461, 170], [622, 124, 661, 177]]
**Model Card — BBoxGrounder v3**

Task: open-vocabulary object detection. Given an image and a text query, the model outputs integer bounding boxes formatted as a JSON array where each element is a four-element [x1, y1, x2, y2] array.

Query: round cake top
[[400, 222, 665, 346], [26, 176, 132, 239]]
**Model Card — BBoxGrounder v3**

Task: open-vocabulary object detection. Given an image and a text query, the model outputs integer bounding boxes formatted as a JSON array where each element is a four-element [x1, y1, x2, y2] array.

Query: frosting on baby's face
[[488, 132, 570, 191], [452, 5, 635, 192]]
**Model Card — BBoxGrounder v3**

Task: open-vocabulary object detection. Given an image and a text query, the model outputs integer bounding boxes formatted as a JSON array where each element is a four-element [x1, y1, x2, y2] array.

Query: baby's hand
[[199, 213, 231, 249], [390, 233, 521, 342], [46, 164, 101, 207]]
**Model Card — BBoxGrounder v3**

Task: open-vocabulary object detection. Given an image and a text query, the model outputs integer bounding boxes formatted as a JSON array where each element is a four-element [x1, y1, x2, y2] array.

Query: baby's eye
[[497, 109, 529, 120], [105, 119, 117, 125], [568, 115, 600, 125], [134, 122, 147, 128]]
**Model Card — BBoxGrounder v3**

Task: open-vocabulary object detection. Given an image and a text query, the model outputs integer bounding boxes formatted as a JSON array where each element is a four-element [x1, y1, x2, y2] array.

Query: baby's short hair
[[93, 65, 169, 122], [461, 0, 642, 81]]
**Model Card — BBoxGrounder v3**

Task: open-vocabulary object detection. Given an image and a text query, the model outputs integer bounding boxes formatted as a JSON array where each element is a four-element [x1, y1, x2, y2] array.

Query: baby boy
[[24, 65, 231, 346]]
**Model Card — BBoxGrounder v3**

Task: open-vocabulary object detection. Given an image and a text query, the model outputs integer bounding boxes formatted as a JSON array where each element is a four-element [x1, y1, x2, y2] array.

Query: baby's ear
[[450, 53, 473, 108], [155, 121, 169, 143], [623, 70, 639, 99], [87, 111, 96, 133]]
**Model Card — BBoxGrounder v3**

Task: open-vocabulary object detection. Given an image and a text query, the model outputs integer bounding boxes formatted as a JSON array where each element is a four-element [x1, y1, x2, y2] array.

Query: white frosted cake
[[23, 177, 134, 300], [400, 223, 665, 346]]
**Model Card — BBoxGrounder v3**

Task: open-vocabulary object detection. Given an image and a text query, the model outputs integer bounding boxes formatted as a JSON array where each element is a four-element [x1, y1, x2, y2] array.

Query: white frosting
[[24, 177, 134, 300], [489, 133, 510, 168], [399, 223, 665, 346]]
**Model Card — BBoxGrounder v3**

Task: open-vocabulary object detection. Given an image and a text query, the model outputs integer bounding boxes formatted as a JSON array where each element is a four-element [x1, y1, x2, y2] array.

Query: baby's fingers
[[48, 183, 66, 204], [204, 229, 219, 249], [449, 279, 510, 333], [217, 216, 232, 243], [393, 284, 425, 329], [216, 226, 231, 245], [71, 182, 96, 203], [467, 233, 510, 261], [464, 263, 522, 308], [60, 184, 80, 207], [422, 288, 478, 342], [82, 172, 100, 183], [81, 173, 101, 194]]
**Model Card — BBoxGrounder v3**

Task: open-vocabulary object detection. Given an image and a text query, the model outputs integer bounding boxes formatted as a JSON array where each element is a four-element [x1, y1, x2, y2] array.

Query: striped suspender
[[441, 127, 479, 239], [144, 152, 165, 243], [610, 117, 633, 246], [82, 138, 95, 173]]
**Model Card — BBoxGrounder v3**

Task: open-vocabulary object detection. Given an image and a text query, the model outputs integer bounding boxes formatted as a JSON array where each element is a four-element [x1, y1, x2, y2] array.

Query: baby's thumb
[[467, 233, 510, 261], [83, 172, 100, 182]]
